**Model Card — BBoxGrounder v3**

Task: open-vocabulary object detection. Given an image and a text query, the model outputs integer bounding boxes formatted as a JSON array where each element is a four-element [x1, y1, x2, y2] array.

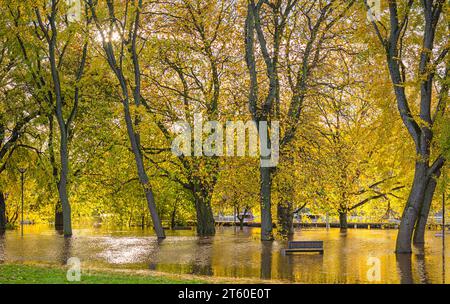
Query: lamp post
[[442, 167, 447, 243], [442, 166, 447, 284], [442, 190, 446, 284], [18, 168, 27, 237]]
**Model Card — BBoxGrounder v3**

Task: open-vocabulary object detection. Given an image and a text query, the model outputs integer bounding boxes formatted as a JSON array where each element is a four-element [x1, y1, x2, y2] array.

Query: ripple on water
[[1, 226, 449, 283]]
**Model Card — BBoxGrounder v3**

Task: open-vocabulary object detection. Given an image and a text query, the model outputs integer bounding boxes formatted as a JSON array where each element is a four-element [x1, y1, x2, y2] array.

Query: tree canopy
[[0, 0, 448, 253]]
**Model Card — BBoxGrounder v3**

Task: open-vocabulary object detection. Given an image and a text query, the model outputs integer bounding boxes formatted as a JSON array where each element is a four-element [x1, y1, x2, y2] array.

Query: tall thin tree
[[88, 0, 166, 238]]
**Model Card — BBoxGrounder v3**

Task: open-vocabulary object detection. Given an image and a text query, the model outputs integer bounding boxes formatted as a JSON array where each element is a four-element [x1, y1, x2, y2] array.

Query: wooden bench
[[282, 241, 324, 254]]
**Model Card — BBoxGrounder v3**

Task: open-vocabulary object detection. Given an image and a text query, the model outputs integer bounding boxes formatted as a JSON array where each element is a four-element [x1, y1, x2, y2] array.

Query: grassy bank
[[0, 264, 207, 284]]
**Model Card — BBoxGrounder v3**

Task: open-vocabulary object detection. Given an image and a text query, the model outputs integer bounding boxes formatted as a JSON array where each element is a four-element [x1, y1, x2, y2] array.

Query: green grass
[[0, 264, 206, 284]]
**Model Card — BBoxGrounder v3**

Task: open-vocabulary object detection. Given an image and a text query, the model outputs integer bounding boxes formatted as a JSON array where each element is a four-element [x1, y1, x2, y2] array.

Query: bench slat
[[288, 241, 323, 249], [283, 248, 324, 254], [282, 241, 324, 254]]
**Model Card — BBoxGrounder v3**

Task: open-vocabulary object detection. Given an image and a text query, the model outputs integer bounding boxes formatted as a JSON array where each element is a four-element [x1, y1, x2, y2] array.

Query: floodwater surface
[[0, 225, 449, 283]]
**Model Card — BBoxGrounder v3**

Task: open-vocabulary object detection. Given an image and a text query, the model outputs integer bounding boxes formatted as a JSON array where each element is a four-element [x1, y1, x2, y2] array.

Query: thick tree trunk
[[396, 254, 413, 284], [413, 168, 441, 244], [54, 201, 63, 231], [396, 161, 429, 253], [58, 134, 72, 237], [195, 195, 215, 236], [339, 211, 348, 232], [0, 192, 6, 232], [260, 166, 274, 241], [277, 201, 293, 238]]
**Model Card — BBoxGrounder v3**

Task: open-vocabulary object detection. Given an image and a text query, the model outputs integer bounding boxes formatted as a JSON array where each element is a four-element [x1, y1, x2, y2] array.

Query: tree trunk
[[48, 116, 63, 232], [238, 208, 248, 231], [396, 161, 428, 253], [91, 6, 166, 239], [58, 134, 72, 237], [54, 201, 63, 231], [195, 195, 215, 236], [339, 211, 348, 232], [277, 201, 293, 238], [49, 53, 72, 237], [260, 165, 274, 241], [171, 204, 177, 230], [46, 13, 73, 238], [0, 192, 6, 232], [121, 97, 166, 239], [413, 168, 441, 244], [239, 218, 245, 231]]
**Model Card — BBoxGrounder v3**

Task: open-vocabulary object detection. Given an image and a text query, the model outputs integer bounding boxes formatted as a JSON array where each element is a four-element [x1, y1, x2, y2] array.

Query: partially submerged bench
[[282, 241, 324, 254]]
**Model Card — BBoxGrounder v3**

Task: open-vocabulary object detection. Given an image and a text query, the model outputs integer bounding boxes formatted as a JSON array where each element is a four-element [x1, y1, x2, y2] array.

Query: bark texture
[[0, 192, 6, 232], [339, 211, 348, 232], [194, 195, 216, 236], [54, 201, 63, 231], [277, 201, 293, 237], [413, 168, 441, 244], [260, 165, 274, 241], [395, 162, 429, 253]]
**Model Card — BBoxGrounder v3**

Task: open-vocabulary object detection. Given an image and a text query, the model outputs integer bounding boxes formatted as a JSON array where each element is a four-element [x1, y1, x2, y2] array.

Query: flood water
[[0, 225, 449, 283]]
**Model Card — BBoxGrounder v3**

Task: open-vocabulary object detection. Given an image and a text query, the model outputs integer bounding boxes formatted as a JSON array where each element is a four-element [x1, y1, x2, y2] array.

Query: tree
[[364, 0, 449, 253], [88, 0, 165, 238], [0, 7, 41, 231], [310, 47, 407, 231], [244, 0, 355, 240], [16, 0, 92, 236], [139, 0, 238, 236]]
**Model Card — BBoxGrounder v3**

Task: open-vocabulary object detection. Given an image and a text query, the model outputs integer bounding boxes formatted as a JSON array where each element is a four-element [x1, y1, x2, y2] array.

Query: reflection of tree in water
[[277, 241, 293, 281], [415, 250, 430, 284], [396, 254, 413, 284], [396, 252, 429, 284], [287, 254, 324, 282], [278, 257, 294, 281], [412, 244, 430, 284], [148, 238, 164, 271], [335, 233, 348, 283], [189, 237, 214, 276], [443, 239, 446, 284], [260, 241, 272, 280], [58, 237, 73, 265]]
